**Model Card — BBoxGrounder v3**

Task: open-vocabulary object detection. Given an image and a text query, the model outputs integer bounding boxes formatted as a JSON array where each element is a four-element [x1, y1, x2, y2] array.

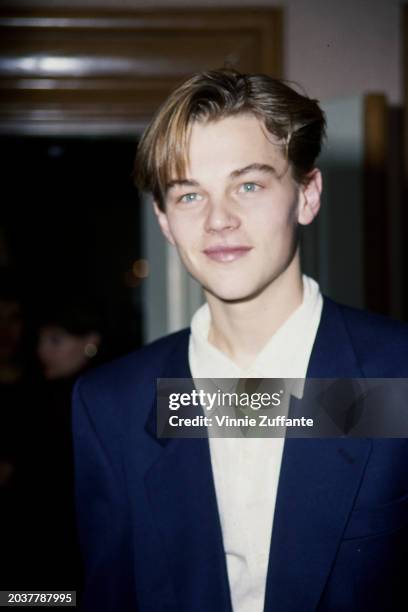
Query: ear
[[153, 201, 176, 246], [83, 332, 101, 358], [297, 168, 322, 226]]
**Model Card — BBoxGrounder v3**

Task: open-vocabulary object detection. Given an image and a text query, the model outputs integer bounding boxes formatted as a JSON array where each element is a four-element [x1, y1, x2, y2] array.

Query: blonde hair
[[134, 69, 326, 209]]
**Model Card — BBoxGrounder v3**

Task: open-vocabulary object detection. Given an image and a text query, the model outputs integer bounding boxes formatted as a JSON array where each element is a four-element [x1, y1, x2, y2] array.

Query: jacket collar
[[144, 330, 191, 443], [307, 296, 363, 377]]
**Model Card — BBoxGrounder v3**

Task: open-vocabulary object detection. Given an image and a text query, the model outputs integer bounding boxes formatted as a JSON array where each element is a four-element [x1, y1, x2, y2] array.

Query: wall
[[5, 0, 403, 104]]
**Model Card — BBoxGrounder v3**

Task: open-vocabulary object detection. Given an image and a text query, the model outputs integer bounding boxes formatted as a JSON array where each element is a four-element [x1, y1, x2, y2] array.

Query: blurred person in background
[[6, 300, 104, 592], [35, 300, 104, 493], [37, 304, 102, 382]]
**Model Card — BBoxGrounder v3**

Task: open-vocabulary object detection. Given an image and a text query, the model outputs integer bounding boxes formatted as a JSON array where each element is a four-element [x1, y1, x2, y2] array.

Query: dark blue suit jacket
[[72, 297, 408, 612]]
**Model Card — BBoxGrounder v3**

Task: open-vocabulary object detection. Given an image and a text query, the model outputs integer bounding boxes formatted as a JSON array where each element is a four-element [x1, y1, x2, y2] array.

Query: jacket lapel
[[263, 298, 372, 611], [143, 332, 232, 612]]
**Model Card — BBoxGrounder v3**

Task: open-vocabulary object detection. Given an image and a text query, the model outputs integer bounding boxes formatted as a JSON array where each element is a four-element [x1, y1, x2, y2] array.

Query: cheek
[[53, 346, 72, 364], [168, 216, 199, 250], [51, 341, 83, 366], [67, 342, 87, 362], [251, 203, 297, 240]]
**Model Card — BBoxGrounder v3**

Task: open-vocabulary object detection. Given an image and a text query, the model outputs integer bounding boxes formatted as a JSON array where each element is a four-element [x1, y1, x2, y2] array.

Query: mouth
[[202, 245, 253, 263]]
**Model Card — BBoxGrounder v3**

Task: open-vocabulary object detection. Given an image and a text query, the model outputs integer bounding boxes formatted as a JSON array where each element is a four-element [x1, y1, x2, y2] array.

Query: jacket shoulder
[[76, 327, 190, 400], [331, 298, 408, 376]]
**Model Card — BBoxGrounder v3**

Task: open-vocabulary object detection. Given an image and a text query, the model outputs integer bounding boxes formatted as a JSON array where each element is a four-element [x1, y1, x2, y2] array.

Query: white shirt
[[188, 275, 323, 612]]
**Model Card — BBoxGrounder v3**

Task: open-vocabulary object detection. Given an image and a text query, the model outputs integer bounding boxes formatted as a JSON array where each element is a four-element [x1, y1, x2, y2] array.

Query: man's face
[[155, 114, 321, 303]]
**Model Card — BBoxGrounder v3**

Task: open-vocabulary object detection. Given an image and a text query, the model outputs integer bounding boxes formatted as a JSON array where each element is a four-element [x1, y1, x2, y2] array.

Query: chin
[[203, 280, 262, 304]]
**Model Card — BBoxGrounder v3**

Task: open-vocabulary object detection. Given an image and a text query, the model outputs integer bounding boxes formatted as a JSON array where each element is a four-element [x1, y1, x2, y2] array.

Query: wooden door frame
[[0, 7, 282, 136]]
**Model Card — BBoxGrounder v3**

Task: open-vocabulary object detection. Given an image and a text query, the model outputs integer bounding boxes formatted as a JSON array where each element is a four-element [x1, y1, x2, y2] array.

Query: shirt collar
[[189, 275, 323, 385]]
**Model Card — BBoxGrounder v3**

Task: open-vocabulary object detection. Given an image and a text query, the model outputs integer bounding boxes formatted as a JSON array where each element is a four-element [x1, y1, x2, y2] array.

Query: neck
[[206, 253, 304, 369]]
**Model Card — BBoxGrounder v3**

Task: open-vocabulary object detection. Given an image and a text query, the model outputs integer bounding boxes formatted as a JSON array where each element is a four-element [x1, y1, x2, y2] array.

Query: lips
[[202, 245, 253, 262]]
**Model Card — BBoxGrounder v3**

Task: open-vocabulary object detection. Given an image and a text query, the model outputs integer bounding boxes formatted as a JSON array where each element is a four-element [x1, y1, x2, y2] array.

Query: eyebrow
[[229, 163, 278, 179], [166, 178, 200, 191], [165, 163, 277, 192]]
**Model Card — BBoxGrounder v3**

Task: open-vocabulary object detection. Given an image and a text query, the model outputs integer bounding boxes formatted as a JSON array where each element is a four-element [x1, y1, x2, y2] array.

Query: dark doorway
[[1, 136, 143, 357]]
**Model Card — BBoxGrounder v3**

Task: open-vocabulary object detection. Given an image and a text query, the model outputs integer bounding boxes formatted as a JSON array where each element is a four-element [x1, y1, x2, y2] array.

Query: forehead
[[183, 114, 287, 177]]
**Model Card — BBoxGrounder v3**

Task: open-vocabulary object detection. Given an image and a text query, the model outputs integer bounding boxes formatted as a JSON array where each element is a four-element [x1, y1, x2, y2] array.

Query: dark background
[[0, 136, 143, 356]]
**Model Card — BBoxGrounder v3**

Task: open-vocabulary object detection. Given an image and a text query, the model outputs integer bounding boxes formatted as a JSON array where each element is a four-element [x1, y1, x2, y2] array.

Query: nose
[[204, 196, 241, 234]]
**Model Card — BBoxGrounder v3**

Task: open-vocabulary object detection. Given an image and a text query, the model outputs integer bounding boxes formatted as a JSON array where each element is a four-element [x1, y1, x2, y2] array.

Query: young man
[[72, 70, 408, 612]]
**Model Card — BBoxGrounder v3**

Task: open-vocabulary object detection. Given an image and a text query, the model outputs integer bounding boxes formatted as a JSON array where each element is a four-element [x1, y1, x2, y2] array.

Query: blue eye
[[240, 182, 260, 193], [179, 192, 202, 203]]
